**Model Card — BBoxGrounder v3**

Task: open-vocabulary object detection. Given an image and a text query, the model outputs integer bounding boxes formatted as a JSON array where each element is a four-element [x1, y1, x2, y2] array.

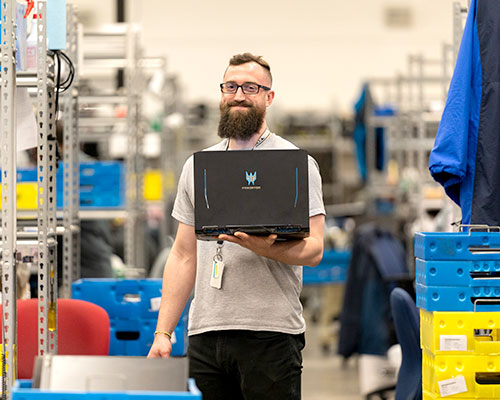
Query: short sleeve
[[171, 156, 195, 226], [308, 155, 326, 217]]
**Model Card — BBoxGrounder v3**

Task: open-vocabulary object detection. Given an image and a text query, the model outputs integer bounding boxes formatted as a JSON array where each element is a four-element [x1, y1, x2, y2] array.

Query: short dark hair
[[228, 52, 272, 85]]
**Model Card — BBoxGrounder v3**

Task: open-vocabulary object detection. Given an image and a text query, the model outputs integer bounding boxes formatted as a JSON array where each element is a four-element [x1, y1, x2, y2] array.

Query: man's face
[[218, 62, 274, 140]]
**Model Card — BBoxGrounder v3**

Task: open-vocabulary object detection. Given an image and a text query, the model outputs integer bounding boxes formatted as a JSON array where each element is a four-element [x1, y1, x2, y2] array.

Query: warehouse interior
[[2, 0, 491, 399]]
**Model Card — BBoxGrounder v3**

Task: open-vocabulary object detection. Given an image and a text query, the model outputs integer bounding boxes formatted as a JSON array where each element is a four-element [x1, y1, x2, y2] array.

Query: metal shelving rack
[[365, 1, 466, 197], [1, 0, 61, 395], [61, 3, 81, 298], [1, 0, 18, 395], [79, 25, 146, 271], [137, 57, 180, 248], [276, 113, 340, 206], [36, 0, 58, 358], [124, 26, 146, 271], [364, 35, 462, 220], [360, 1, 469, 274]]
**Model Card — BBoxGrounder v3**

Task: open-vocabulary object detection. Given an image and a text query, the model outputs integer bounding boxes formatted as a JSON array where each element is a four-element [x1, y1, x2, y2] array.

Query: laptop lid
[[194, 149, 309, 240], [36, 355, 188, 392]]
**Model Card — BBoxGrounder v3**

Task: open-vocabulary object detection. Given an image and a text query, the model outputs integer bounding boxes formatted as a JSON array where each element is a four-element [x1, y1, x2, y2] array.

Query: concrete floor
[[302, 320, 362, 400], [301, 285, 397, 400]]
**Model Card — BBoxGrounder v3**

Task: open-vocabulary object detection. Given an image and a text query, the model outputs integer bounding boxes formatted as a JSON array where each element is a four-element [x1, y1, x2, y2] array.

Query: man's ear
[[266, 90, 275, 107]]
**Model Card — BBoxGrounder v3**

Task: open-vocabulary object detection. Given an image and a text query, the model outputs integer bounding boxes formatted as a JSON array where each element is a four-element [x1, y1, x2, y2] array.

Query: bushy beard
[[217, 101, 265, 140]]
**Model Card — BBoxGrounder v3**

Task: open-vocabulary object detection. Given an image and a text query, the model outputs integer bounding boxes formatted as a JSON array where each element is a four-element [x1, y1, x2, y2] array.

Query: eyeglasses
[[220, 82, 271, 95]]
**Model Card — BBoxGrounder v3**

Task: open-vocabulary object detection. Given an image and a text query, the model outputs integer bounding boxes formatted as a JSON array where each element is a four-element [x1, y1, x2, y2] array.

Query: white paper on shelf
[[16, 87, 37, 152]]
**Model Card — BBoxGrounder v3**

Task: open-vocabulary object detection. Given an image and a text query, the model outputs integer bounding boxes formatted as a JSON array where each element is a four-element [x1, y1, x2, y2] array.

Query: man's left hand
[[218, 232, 277, 257]]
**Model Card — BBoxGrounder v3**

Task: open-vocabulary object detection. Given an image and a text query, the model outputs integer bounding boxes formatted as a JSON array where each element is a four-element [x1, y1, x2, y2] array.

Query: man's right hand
[[147, 334, 172, 358]]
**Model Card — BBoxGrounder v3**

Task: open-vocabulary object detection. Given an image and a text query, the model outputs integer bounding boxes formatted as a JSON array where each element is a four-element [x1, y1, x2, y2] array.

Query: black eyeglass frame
[[220, 82, 271, 95]]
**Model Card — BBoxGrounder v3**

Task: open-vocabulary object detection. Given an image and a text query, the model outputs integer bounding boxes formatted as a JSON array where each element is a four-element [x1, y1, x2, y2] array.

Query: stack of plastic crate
[[302, 249, 351, 285], [7, 161, 126, 209], [416, 231, 500, 399], [57, 161, 126, 208], [72, 278, 189, 357]]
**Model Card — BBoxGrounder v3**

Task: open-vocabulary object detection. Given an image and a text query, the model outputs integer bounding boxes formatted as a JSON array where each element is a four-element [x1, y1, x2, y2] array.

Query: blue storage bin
[[58, 161, 125, 209], [415, 231, 500, 261], [57, 189, 125, 208], [416, 282, 500, 312], [0, 168, 37, 182], [109, 319, 188, 357], [72, 279, 164, 320], [13, 161, 126, 209], [56, 161, 124, 184], [416, 258, 500, 287], [72, 279, 190, 357], [303, 250, 351, 285], [78, 161, 125, 186], [72, 189, 125, 208], [12, 379, 202, 399], [16, 168, 38, 182]]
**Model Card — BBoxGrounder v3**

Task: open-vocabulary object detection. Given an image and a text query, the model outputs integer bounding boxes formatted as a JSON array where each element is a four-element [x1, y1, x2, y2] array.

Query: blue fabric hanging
[[429, 0, 500, 226]]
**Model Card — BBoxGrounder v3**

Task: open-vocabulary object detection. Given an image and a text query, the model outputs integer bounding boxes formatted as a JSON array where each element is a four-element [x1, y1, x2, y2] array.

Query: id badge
[[210, 259, 224, 289]]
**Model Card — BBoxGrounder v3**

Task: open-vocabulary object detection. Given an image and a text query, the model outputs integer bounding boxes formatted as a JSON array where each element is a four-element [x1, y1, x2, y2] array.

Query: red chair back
[[2, 298, 110, 379]]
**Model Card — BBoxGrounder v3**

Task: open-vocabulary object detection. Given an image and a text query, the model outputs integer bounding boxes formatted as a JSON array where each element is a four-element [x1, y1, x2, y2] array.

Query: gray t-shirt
[[172, 133, 326, 335]]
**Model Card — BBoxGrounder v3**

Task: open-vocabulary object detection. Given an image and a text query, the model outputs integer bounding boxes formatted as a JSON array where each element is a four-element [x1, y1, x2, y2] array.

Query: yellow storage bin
[[0, 182, 38, 210], [421, 309, 500, 355], [423, 389, 474, 399], [144, 169, 162, 201], [423, 351, 500, 398], [143, 169, 175, 201]]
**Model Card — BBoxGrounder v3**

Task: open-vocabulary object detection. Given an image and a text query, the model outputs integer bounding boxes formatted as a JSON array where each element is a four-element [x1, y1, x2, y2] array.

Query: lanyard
[[225, 128, 272, 151]]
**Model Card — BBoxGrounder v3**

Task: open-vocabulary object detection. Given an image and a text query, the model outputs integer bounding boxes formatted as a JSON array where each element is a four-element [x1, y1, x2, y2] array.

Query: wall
[[71, 0, 465, 114]]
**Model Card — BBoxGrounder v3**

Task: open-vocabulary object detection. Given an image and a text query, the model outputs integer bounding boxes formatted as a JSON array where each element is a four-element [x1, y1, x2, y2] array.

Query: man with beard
[[148, 53, 325, 400]]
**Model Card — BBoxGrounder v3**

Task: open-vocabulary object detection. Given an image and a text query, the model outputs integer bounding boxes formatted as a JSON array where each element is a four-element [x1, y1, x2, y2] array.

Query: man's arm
[[148, 222, 197, 358], [218, 214, 325, 266]]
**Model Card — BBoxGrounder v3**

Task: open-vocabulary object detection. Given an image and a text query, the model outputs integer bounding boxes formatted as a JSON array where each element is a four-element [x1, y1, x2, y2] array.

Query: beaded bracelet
[[154, 330, 172, 339]]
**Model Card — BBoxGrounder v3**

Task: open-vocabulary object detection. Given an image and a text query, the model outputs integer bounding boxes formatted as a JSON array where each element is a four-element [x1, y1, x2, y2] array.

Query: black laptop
[[194, 149, 309, 240]]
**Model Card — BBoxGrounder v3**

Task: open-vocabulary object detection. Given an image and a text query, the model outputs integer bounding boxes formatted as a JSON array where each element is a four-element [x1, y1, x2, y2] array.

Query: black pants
[[188, 330, 305, 400]]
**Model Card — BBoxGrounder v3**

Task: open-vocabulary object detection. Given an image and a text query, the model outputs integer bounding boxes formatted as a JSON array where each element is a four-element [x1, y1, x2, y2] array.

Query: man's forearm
[[155, 250, 196, 334], [261, 235, 323, 266], [218, 214, 325, 267]]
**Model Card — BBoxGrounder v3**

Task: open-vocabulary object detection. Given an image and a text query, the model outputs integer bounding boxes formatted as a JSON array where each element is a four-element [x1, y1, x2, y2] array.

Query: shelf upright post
[[36, 0, 58, 356], [406, 56, 415, 172], [452, 2, 464, 66], [441, 43, 453, 101], [394, 74, 404, 170], [61, 4, 80, 298], [124, 26, 136, 269], [0, 0, 18, 396], [160, 74, 176, 247], [415, 54, 426, 230], [124, 26, 145, 271]]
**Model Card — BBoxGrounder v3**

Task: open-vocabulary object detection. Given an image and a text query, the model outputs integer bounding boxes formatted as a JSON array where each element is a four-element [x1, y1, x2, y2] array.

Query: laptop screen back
[[194, 149, 309, 239]]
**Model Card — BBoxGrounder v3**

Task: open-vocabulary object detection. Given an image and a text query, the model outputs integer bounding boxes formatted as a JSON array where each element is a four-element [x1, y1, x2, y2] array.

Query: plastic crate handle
[[476, 372, 500, 385], [122, 294, 141, 303], [473, 297, 500, 312], [458, 224, 500, 233], [115, 331, 140, 341]]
